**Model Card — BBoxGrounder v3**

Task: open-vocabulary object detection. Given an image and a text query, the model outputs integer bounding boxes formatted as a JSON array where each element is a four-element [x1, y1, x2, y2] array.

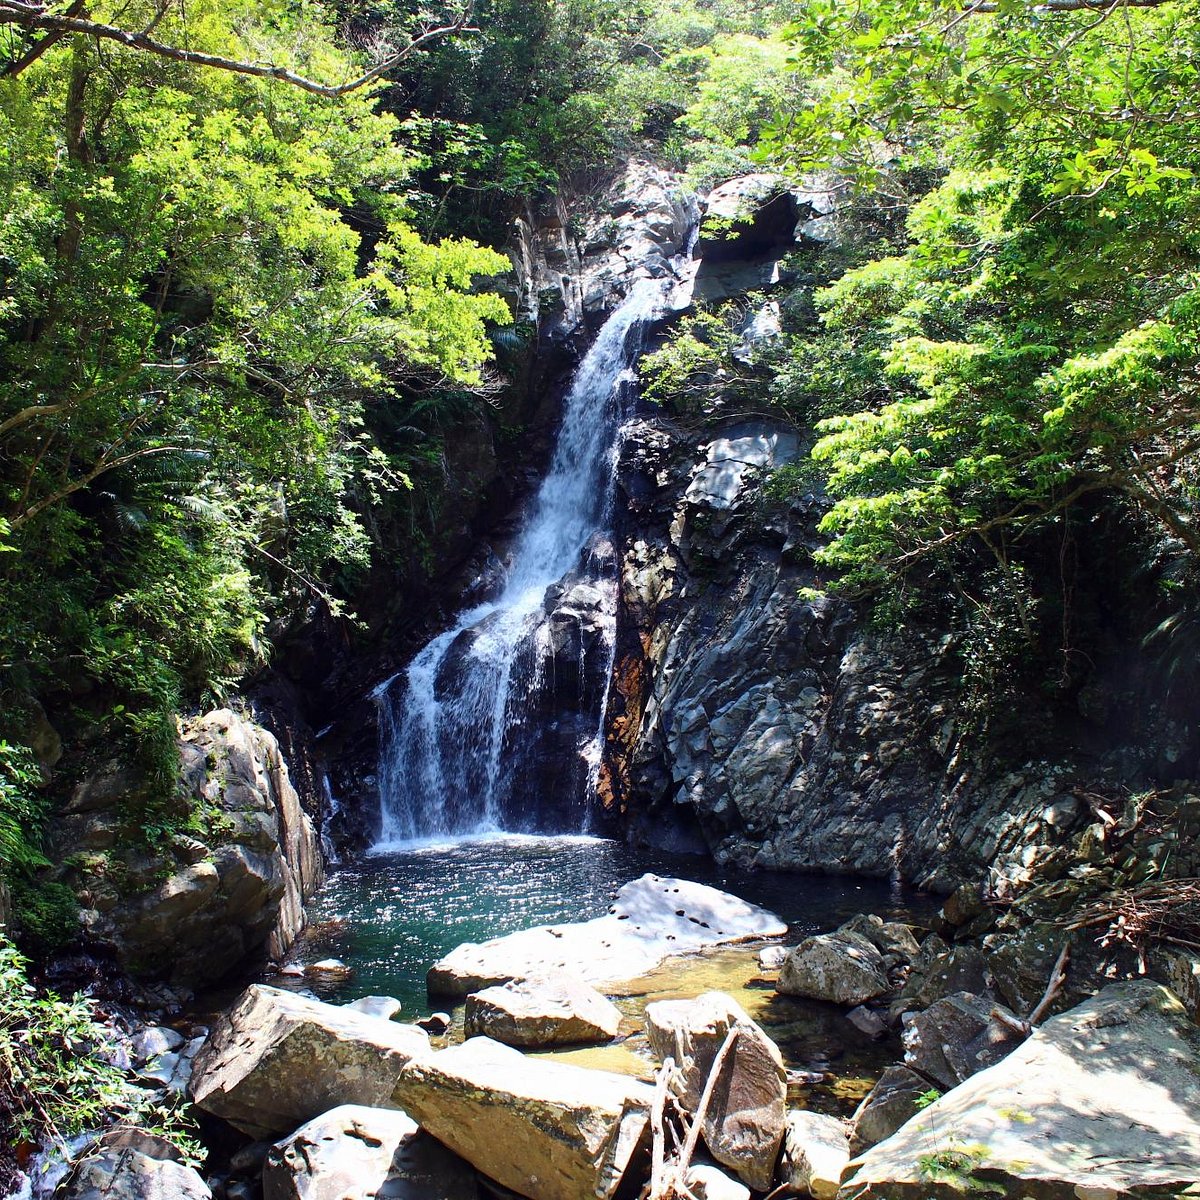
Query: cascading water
[[375, 273, 686, 846]]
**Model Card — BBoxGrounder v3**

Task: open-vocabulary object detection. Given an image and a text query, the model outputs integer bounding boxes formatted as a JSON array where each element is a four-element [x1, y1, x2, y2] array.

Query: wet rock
[[417, 1012, 452, 1035], [464, 972, 622, 1047], [392, 1036, 652, 1200], [345, 995, 402, 1021], [777, 931, 890, 1006], [757, 945, 788, 972], [901, 992, 1023, 1089], [130, 1026, 184, 1063], [939, 882, 985, 930], [644, 992, 786, 1191], [305, 959, 351, 983], [844, 981, 1200, 1198], [839, 914, 921, 961], [59, 1130, 210, 1200], [190, 984, 428, 1138], [778, 1110, 849, 1200], [262, 1104, 476, 1200], [428, 874, 786, 997], [848, 1065, 931, 1156]]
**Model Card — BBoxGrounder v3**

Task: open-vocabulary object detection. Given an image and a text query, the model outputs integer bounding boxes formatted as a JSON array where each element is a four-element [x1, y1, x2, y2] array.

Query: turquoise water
[[290, 834, 929, 1015]]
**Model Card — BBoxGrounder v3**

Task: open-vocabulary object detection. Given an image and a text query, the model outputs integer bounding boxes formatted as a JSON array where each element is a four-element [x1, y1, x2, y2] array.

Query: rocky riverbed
[[21, 854, 1200, 1200]]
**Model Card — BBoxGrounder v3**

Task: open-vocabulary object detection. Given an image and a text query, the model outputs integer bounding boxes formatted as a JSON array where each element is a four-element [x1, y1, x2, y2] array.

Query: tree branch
[[0, 0, 82, 76], [0, 2, 477, 93], [966, 0, 1169, 11]]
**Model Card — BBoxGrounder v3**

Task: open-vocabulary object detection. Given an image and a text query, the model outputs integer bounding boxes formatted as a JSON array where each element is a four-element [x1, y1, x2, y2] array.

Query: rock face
[[428, 873, 786, 996], [59, 1130, 211, 1200], [262, 1105, 477, 1200], [62, 709, 323, 986], [509, 160, 699, 339], [392, 1036, 652, 1200], [696, 175, 806, 263], [644, 992, 787, 1191], [464, 972, 622, 1047], [189, 984, 428, 1139], [777, 931, 890, 1006], [608, 188, 1193, 890], [844, 980, 1200, 1198], [779, 1110, 849, 1200]]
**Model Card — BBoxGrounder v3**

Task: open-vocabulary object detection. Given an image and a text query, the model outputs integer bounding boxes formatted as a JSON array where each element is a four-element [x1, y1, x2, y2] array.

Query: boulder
[[644, 992, 786, 1191], [984, 923, 1068, 1014], [845, 980, 1200, 1198], [345, 995, 402, 1021], [778, 1110, 849, 1200], [901, 992, 1023, 1089], [896, 942, 991, 1012], [66, 710, 323, 987], [839, 914, 922, 960], [464, 972, 622, 1047], [189, 984, 428, 1138], [845, 1006, 888, 1040], [777, 931, 889, 1006], [392, 1036, 652, 1200], [59, 1130, 210, 1200], [848, 1065, 931, 1156], [685, 1164, 751, 1200], [758, 945, 789, 972], [428, 874, 786, 997], [262, 1104, 476, 1200]]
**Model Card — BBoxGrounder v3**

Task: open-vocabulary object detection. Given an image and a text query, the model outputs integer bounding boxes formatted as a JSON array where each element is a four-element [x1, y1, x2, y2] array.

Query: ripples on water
[[296, 834, 929, 1014]]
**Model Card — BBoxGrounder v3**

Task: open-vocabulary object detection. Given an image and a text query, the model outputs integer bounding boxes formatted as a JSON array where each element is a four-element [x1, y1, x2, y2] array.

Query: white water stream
[[375, 274, 686, 846]]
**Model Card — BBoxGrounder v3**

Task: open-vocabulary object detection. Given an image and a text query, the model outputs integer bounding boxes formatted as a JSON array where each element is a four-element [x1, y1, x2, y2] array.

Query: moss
[[10, 878, 79, 955]]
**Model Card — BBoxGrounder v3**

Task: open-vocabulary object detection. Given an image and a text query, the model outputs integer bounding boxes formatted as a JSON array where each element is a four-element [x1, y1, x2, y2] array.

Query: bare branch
[[0, 0, 82, 76], [0, 2, 477, 93]]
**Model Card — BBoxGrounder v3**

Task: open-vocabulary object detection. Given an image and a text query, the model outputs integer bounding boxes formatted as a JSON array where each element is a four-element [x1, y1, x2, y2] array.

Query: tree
[[0, 0, 509, 806], [0, 0, 475, 93], [760, 0, 1200, 609]]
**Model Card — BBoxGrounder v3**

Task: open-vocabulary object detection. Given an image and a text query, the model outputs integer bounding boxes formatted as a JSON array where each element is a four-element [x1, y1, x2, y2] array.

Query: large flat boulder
[[190, 984, 428, 1138], [843, 980, 1200, 1198], [262, 1104, 476, 1200], [392, 1036, 652, 1200], [645, 991, 786, 1191], [464, 972, 622, 1047], [428, 874, 786, 997]]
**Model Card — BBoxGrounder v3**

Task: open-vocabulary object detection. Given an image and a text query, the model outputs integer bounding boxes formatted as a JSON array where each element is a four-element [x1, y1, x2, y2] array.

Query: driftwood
[[991, 942, 1070, 1037], [645, 1028, 740, 1200]]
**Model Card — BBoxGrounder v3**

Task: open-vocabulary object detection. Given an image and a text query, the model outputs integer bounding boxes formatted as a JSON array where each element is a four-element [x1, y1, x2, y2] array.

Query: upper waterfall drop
[[374, 272, 687, 847]]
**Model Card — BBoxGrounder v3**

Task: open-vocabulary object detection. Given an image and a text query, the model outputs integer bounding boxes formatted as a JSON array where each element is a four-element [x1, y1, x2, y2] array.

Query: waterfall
[[375, 275, 682, 846]]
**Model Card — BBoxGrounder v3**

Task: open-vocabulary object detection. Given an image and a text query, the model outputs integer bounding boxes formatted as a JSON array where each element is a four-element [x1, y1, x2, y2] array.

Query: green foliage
[[0, 742, 46, 873], [0, 936, 201, 1162], [8, 880, 79, 957], [0, 1, 510, 812]]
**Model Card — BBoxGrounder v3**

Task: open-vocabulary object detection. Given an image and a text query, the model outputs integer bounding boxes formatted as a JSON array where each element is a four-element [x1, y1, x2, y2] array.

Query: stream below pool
[[275, 834, 935, 1115]]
